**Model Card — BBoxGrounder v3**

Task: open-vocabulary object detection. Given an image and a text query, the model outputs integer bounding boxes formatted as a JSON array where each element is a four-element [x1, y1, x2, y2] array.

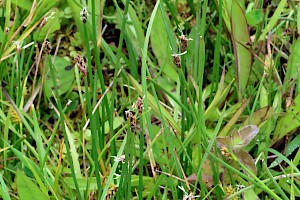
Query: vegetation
[[0, 0, 300, 199]]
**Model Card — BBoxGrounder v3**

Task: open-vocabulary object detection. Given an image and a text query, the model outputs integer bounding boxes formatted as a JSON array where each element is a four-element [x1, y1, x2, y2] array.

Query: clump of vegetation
[[0, 0, 300, 199]]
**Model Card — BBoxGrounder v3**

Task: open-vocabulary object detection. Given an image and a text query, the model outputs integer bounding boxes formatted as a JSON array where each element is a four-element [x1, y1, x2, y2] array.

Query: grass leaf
[[258, 0, 287, 41], [16, 170, 49, 200]]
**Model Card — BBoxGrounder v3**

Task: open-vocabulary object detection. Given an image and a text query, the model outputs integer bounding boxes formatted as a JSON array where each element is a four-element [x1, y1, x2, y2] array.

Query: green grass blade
[[258, 0, 287, 41]]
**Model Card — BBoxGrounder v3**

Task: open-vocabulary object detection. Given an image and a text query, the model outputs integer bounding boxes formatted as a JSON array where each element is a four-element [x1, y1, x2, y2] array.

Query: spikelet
[[105, 184, 118, 200], [8, 107, 21, 124], [224, 185, 238, 200]]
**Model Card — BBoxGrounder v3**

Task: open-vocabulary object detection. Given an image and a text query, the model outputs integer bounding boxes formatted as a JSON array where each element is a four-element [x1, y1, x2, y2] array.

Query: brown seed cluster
[[105, 184, 118, 200], [13, 41, 21, 52], [171, 33, 192, 68], [135, 97, 144, 114], [125, 110, 137, 129], [179, 34, 189, 52], [124, 97, 144, 132], [74, 54, 87, 76], [44, 40, 51, 54], [172, 54, 181, 68], [40, 17, 48, 28], [80, 7, 88, 23], [4, 27, 9, 35], [219, 145, 232, 160]]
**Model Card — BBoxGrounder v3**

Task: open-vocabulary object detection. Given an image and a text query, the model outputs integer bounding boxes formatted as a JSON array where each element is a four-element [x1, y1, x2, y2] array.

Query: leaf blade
[[16, 170, 49, 200]]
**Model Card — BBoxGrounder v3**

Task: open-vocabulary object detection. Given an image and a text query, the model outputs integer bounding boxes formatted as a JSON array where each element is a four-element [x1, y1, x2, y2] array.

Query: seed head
[[40, 17, 48, 28], [172, 54, 181, 68], [4, 27, 9, 35], [74, 54, 87, 76], [179, 34, 189, 52], [80, 7, 89, 23], [125, 110, 139, 131], [40, 12, 55, 28], [105, 184, 118, 200], [9, 107, 21, 124], [135, 97, 144, 114], [44, 40, 51, 54]]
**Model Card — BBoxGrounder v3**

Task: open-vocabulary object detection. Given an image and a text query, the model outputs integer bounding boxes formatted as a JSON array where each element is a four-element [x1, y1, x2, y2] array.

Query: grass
[[1, 0, 300, 199]]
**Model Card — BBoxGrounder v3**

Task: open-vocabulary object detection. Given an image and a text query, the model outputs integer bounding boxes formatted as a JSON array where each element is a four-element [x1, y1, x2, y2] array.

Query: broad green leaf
[[0, 25, 4, 44], [231, 0, 252, 96], [153, 126, 180, 166], [246, 9, 264, 26], [260, 85, 268, 108], [131, 175, 154, 187], [33, 9, 61, 41], [11, 148, 48, 195], [132, 176, 161, 200], [16, 170, 49, 200], [205, 78, 235, 122], [244, 106, 274, 126], [44, 56, 75, 98], [219, 98, 250, 136], [11, 0, 31, 10], [104, 116, 124, 134], [244, 188, 260, 200], [283, 38, 300, 95], [151, 7, 178, 82], [298, 8, 300, 34], [66, 175, 154, 190], [0, 173, 10, 200], [273, 90, 283, 113], [64, 177, 97, 190], [273, 93, 300, 144]]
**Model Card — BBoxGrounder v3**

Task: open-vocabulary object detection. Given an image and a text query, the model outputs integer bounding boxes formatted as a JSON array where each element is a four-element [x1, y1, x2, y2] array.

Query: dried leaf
[[234, 148, 257, 175], [233, 125, 259, 147]]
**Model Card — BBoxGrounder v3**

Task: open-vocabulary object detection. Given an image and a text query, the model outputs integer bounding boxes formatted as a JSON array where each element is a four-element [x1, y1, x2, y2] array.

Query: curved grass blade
[[270, 133, 300, 168], [204, 77, 235, 122], [219, 98, 250, 136], [258, 0, 287, 41]]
